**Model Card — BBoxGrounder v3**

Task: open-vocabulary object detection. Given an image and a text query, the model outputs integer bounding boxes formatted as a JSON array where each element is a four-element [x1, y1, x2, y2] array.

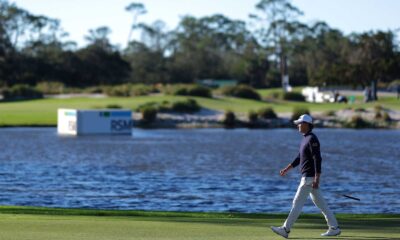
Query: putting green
[[0, 207, 398, 239]]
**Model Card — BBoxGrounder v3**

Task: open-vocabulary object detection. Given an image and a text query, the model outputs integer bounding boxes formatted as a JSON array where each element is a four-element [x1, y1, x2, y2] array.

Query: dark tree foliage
[[75, 44, 131, 86], [0, 0, 399, 93]]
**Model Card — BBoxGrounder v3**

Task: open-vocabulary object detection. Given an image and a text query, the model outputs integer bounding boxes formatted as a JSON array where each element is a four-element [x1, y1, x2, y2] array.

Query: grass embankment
[[0, 90, 398, 126], [0, 207, 399, 240]]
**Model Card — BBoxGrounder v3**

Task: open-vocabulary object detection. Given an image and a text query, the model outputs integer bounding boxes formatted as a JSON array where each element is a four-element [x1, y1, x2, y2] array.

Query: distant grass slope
[[0, 207, 398, 240], [0, 93, 398, 126]]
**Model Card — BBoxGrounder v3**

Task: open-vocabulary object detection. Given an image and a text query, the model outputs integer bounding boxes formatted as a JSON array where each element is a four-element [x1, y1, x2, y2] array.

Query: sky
[[11, 0, 400, 48]]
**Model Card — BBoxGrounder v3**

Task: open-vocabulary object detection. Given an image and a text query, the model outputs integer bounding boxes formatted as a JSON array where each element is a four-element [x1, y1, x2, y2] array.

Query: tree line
[[1, 0, 399, 90]]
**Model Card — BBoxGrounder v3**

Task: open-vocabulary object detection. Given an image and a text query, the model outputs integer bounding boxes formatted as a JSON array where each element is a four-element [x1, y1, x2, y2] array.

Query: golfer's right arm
[[280, 153, 300, 176]]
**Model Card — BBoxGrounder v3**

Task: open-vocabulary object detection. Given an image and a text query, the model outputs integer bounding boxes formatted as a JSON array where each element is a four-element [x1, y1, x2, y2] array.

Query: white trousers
[[283, 177, 338, 231]]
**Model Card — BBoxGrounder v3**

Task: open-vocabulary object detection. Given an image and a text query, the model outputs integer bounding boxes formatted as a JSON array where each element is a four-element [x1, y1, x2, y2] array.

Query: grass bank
[[0, 207, 398, 240], [0, 94, 398, 126]]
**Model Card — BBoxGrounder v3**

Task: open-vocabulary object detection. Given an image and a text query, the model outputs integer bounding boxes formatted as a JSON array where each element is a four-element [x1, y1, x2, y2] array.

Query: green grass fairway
[[0, 93, 399, 126], [0, 207, 399, 240]]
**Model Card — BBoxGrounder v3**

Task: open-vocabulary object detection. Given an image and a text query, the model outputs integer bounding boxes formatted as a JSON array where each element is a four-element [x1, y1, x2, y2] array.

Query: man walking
[[271, 114, 340, 238]]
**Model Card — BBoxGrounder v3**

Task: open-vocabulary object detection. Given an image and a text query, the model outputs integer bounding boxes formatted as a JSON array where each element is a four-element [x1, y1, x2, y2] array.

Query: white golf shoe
[[321, 227, 341, 237], [271, 226, 289, 239]]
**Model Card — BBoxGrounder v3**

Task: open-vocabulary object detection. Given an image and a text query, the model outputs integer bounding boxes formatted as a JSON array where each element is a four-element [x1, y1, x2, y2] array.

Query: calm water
[[0, 128, 399, 214]]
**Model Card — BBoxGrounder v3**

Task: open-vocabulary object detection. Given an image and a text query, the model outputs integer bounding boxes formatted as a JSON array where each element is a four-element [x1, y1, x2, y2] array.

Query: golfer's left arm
[[310, 138, 322, 188]]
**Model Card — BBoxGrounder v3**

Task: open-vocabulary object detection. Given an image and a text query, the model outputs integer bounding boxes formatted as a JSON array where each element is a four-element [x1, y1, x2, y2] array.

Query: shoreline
[[135, 107, 400, 129], [135, 117, 400, 129], [1, 206, 399, 218], [1, 108, 399, 129], [1, 118, 399, 129], [1, 122, 399, 129]]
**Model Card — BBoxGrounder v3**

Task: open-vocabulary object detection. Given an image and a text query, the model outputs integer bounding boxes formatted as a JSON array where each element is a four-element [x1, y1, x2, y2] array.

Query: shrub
[[248, 110, 258, 122], [141, 106, 157, 123], [347, 115, 369, 128], [354, 107, 366, 112], [137, 102, 159, 112], [223, 110, 236, 128], [324, 110, 336, 117], [220, 86, 235, 95], [265, 91, 304, 102], [382, 112, 391, 122], [171, 85, 212, 98], [374, 105, 384, 113], [158, 101, 172, 112], [130, 84, 154, 96], [187, 85, 212, 98], [291, 107, 310, 121], [159, 84, 175, 95], [173, 87, 189, 96], [85, 86, 105, 94], [258, 107, 277, 119], [2, 84, 43, 100], [220, 85, 261, 100], [283, 92, 305, 102], [105, 84, 155, 97], [106, 84, 131, 97], [373, 105, 392, 123], [171, 99, 201, 113], [36, 81, 65, 94], [60, 87, 83, 94], [375, 111, 382, 119], [106, 104, 122, 109], [232, 85, 261, 100], [374, 110, 392, 122]]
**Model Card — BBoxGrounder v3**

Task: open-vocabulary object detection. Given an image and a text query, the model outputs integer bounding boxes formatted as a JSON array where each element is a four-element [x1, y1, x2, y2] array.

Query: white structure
[[282, 75, 292, 92], [57, 109, 133, 135], [302, 87, 334, 103]]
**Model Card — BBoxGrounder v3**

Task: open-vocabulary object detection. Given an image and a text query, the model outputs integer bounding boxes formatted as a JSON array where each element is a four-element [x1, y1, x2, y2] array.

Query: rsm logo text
[[111, 120, 134, 131]]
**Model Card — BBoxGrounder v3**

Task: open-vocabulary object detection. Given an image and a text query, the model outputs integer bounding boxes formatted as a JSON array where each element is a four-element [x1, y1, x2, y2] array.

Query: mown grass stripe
[[0, 206, 398, 219]]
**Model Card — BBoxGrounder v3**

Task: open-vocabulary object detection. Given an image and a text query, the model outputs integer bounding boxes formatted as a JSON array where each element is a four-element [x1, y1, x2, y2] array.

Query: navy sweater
[[291, 131, 322, 177]]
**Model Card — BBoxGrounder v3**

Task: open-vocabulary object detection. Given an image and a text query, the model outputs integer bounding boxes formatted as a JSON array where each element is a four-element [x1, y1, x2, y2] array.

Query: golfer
[[271, 114, 341, 238]]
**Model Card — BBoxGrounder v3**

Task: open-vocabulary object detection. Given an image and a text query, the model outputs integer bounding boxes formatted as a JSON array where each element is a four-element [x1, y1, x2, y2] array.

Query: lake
[[0, 128, 398, 213]]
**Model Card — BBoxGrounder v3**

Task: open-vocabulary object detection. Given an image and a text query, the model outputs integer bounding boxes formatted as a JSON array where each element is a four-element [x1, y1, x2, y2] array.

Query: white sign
[[57, 109, 133, 135], [57, 109, 78, 135]]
